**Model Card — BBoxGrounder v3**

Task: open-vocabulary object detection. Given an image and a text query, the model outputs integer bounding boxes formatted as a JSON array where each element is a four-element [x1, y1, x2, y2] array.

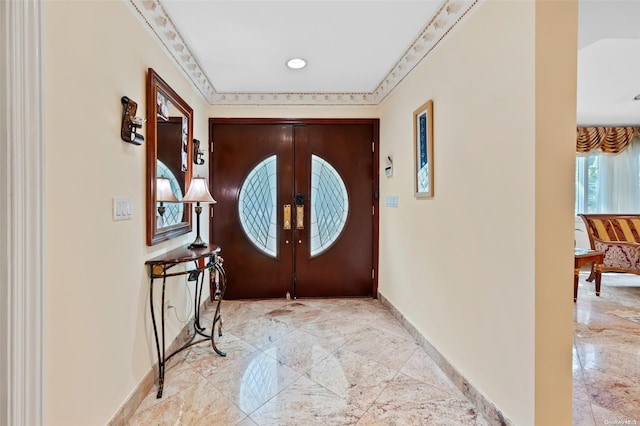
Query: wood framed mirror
[[146, 68, 193, 245]]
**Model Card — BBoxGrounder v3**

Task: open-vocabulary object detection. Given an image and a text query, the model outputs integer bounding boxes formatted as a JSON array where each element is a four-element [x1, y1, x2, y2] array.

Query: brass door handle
[[295, 193, 304, 230], [296, 205, 304, 229], [284, 204, 291, 230]]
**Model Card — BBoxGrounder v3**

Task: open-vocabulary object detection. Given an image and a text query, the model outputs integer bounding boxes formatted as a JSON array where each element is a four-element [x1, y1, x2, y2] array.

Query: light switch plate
[[113, 198, 133, 221], [385, 195, 398, 208]]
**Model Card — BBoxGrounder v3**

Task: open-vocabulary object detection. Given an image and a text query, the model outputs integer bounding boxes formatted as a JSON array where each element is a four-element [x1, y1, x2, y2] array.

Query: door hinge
[[372, 142, 375, 153], [372, 206, 375, 216], [210, 140, 214, 153], [372, 269, 375, 280]]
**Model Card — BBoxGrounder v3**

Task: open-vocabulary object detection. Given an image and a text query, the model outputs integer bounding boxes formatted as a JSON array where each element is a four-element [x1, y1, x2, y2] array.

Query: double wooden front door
[[210, 119, 378, 299]]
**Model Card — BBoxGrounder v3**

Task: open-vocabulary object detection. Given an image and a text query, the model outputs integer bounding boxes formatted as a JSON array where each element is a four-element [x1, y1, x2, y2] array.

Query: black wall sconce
[[193, 139, 205, 165], [121, 96, 146, 145]]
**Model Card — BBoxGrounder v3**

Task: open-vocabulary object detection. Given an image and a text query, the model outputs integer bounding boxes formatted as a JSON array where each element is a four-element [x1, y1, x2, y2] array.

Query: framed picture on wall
[[413, 99, 434, 198]]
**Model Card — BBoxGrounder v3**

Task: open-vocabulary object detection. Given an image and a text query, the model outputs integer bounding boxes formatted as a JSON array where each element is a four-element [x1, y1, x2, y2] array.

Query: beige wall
[[535, 1, 577, 423], [377, 1, 575, 424], [44, 1, 210, 424]]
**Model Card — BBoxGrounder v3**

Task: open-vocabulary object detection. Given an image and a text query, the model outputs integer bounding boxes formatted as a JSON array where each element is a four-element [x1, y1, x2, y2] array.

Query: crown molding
[[372, 0, 478, 104], [128, 0, 218, 103], [129, 0, 479, 106]]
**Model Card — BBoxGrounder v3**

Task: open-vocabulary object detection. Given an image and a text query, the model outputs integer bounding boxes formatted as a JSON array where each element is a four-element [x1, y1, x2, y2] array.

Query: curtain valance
[[576, 127, 639, 154]]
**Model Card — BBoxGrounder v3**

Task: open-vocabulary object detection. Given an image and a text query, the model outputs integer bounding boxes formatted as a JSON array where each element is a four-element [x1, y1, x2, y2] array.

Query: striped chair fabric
[[579, 214, 640, 275]]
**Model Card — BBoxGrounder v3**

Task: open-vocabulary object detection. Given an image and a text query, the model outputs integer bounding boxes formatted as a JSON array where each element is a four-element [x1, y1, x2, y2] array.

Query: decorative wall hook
[[193, 139, 205, 165], [121, 96, 146, 145]]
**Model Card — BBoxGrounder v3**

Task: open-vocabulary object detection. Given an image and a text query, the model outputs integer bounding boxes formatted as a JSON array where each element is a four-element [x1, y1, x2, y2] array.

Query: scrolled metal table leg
[[210, 261, 227, 356], [149, 272, 167, 398], [193, 264, 206, 333]]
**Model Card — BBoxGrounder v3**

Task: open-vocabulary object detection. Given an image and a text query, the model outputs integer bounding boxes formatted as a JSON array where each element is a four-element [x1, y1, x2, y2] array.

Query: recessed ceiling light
[[286, 58, 307, 70]]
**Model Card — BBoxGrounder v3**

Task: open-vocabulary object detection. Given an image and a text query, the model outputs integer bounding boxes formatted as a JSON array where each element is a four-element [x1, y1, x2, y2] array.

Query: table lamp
[[182, 177, 216, 248]]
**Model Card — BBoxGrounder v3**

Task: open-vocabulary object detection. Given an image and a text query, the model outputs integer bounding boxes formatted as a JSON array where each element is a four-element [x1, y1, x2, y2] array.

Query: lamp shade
[[182, 177, 216, 203], [156, 177, 178, 202]]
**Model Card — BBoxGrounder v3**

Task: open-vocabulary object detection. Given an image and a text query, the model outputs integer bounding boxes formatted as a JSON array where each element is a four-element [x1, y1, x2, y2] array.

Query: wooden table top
[[145, 244, 221, 266]]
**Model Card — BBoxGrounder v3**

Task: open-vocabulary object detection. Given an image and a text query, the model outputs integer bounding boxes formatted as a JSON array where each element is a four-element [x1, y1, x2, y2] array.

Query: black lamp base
[[188, 203, 207, 249], [188, 236, 207, 249]]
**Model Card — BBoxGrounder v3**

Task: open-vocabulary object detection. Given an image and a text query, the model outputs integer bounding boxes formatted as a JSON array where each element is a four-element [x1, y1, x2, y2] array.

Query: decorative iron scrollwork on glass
[[310, 155, 349, 257], [238, 155, 278, 257]]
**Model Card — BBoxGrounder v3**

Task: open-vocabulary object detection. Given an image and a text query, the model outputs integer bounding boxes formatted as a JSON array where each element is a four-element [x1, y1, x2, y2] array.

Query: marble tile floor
[[573, 270, 640, 425], [127, 271, 640, 426], [128, 298, 490, 425]]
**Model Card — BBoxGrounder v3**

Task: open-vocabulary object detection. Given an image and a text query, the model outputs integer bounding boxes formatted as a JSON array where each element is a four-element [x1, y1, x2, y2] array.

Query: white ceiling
[[129, 0, 640, 123], [577, 0, 640, 126], [163, 1, 441, 93], [128, 0, 479, 105]]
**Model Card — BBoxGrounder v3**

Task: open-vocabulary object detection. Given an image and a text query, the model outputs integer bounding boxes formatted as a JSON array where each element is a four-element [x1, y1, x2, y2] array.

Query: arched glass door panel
[[238, 155, 278, 257], [310, 154, 349, 257]]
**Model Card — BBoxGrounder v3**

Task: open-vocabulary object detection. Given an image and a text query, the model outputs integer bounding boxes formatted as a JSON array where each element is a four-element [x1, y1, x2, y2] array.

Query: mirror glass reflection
[[156, 98, 187, 229], [146, 68, 193, 245]]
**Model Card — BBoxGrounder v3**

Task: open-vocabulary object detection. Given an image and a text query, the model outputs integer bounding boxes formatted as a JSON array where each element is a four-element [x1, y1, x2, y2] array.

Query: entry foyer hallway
[[125, 272, 640, 425], [127, 298, 489, 425]]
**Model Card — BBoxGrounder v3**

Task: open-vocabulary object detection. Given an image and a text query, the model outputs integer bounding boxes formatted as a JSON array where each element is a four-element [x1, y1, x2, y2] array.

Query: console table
[[145, 244, 227, 398]]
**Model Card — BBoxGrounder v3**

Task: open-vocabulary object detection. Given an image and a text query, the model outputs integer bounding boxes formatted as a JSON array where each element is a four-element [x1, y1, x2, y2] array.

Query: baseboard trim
[[107, 299, 214, 425], [378, 291, 513, 426]]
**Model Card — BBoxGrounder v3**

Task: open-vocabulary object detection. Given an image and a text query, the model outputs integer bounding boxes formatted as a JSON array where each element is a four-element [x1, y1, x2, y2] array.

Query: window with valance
[[575, 127, 640, 214]]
